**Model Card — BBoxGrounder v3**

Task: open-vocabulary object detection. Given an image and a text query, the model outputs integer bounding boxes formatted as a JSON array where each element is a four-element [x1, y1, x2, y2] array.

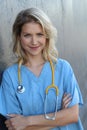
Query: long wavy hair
[[13, 7, 58, 67]]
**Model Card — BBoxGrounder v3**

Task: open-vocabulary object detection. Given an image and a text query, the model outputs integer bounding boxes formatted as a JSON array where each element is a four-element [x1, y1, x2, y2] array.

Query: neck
[[25, 55, 45, 67]]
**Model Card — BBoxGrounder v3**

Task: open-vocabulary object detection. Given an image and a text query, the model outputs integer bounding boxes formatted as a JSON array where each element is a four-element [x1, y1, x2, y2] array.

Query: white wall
[[0, 0, 87, 129]]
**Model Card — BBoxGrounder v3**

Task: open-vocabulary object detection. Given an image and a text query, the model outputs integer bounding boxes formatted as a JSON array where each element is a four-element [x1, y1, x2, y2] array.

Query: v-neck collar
[[21, 61, 49, 81]]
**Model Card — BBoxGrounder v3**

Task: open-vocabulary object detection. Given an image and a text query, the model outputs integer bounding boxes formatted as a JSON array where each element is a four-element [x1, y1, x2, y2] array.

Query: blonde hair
[[13, 7, 58, 66]]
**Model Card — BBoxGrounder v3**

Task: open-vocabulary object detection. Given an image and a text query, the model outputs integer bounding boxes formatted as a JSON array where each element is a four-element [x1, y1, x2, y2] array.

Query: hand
[[62, 93, 72, 109], [5, 114, 29, 130]]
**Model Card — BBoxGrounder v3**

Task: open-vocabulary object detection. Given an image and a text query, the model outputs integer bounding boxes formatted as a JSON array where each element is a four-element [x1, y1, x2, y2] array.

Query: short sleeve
[[0, 69, 22, 116], [63, 61, 83, 107]]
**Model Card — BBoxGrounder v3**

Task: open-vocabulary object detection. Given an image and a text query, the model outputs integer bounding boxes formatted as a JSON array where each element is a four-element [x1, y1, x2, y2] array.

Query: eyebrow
[[22, 32, 44, 34]]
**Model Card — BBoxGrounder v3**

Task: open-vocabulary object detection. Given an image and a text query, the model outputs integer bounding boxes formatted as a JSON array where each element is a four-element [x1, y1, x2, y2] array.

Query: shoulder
[[55, 58, 74, 77], [56, 58, 72, 69], [2, 64, 18, 78]]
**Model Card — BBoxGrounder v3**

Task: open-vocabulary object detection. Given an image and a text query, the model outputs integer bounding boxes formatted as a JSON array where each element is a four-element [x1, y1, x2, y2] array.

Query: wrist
[[27, 115, 43, 126], [26, 115, 35, 126]]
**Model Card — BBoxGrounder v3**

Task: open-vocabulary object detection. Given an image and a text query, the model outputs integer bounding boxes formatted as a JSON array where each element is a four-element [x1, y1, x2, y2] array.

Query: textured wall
[[0, 0, 87, 129]]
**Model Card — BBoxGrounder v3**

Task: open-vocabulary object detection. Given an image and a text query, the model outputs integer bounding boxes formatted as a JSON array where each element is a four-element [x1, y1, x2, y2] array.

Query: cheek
[[20, 38, 28, 46], [41, 38, 46, 45]]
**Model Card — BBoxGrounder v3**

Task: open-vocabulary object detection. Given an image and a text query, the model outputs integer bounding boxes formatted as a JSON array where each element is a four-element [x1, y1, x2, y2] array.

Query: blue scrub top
[[0, 58, 84, 130]]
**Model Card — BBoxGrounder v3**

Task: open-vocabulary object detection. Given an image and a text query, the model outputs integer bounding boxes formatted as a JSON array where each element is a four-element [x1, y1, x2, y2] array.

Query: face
[[19, 22, 46, 57]]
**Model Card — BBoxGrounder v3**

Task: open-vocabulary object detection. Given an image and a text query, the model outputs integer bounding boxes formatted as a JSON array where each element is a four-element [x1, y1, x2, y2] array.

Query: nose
[[31, 36, 38, 45]]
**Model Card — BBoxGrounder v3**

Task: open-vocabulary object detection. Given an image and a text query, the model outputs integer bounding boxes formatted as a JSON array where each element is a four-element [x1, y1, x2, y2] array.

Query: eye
[[37, 33, 44, 37], [24, 34, 31, 37]]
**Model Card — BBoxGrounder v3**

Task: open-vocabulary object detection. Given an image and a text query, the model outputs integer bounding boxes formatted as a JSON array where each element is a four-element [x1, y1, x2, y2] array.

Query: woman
[[0, 8, 83, 130]]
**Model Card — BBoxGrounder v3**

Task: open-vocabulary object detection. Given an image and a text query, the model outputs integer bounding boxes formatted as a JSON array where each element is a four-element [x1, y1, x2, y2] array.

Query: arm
[[5, 104, 78, 130], [5, 105, 78, 130], [24, 93, 73, 130], [27, 104, 78, 126]]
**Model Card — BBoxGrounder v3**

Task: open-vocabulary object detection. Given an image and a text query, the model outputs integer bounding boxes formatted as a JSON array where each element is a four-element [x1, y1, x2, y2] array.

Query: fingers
[[5, 119, 14, 130], [5, 114, 28, 130], [62, 93, 72, 109], [5, 114, 19, 130]]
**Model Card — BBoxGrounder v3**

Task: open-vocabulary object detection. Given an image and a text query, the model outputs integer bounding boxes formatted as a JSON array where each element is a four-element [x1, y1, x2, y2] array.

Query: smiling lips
[[29, 46, 40, 50]]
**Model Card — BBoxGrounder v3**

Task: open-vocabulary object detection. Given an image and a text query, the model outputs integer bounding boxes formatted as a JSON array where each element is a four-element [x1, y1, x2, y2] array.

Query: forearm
[[27, 104, 78, 127]]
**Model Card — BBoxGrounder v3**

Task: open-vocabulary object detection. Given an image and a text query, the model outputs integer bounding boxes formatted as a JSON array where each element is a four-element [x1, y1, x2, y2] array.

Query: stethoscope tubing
[[17, 59, 59, 120]]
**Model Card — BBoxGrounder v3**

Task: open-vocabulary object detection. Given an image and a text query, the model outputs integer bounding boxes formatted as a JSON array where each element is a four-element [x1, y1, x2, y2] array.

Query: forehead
[[21, 22, 44, 33]]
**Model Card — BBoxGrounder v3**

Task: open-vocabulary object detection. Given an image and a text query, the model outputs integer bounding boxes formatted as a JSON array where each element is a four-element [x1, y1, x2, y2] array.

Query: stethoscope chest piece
[[17, 85, 25, 93]]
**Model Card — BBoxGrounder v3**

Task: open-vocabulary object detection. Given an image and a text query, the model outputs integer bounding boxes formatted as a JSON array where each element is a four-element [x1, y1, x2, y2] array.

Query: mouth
[[29, 46, 40, 50]]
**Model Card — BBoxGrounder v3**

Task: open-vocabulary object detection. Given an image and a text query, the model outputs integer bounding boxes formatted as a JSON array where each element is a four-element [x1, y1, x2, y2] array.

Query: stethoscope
[[17, 59, 59, 120], [17, 63, 25, 93]]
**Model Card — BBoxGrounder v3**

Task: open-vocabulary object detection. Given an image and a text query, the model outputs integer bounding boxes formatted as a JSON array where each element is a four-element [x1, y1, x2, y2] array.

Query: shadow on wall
[[0, 33, 7, 84], [0, 62, 7, 84]]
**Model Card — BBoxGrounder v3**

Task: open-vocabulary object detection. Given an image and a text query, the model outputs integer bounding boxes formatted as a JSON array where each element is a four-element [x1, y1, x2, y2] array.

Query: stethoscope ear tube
[[44, 86, 59, 120], [44, 95, 58, 120], [44, 59, 59, 120]]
